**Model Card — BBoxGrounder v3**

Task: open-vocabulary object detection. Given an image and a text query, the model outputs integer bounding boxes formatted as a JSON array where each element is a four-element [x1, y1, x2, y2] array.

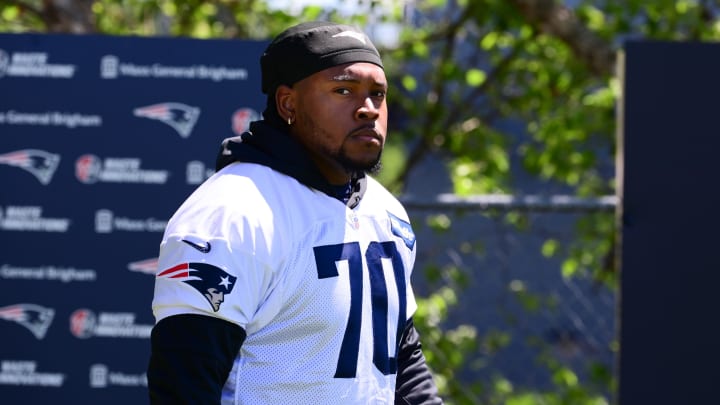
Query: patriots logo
[[127, 257, 158, 275], [0, 149, 61, 185], [157, 262, 237, 312], [133, 102, 200, 138], [0, 303, 55, 339]]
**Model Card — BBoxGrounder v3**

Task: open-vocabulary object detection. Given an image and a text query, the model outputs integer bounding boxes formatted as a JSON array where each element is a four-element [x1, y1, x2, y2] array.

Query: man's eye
[[335, 88, 351, 95]]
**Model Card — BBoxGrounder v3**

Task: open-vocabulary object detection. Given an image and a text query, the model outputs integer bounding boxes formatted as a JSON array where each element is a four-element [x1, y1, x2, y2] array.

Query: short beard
[[296, 109, 384, 177], [337, 148, 383, 176]]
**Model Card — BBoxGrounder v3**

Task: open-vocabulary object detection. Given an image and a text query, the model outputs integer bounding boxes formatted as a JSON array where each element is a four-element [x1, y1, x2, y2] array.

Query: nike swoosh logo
[[332, 30, 367, 44], [181, 239, 211, 253]]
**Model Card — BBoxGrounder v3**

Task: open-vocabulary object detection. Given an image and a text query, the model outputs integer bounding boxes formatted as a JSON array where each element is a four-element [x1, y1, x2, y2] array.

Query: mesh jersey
[[152, 161, 418, 404]]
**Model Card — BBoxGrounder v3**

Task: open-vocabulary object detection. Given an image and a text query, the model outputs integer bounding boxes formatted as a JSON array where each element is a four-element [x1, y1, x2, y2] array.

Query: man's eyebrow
[[330, 74, 357, 82], [329, 74, 387, 87]]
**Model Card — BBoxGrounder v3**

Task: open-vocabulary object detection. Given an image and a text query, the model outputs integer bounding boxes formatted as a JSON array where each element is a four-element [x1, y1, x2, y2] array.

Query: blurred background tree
[[3, 0, 719, 403]]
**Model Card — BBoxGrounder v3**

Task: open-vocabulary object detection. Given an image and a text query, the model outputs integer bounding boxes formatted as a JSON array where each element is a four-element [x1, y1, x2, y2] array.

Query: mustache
[[348, 125, 383, 140]]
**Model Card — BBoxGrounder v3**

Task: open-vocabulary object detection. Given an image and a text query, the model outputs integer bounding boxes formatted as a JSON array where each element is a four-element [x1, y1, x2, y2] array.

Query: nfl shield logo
[[349, 212, 360, 230]]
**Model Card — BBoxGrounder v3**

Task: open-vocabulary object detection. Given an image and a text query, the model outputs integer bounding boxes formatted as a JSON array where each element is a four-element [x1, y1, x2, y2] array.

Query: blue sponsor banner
[[0, 33, 266, 404]]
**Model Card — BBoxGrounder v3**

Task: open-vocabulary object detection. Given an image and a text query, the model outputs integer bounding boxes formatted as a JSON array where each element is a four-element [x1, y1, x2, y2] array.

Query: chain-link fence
[[403, 194, 617, 403]]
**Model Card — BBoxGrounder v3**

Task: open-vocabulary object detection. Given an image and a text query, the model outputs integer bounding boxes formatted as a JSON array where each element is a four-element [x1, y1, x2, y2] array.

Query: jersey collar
[[216, 120, 367, 208]]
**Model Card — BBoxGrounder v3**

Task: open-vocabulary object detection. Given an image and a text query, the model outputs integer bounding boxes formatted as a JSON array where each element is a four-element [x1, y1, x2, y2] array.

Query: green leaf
[[401, 74, 417, 91], [506, 394, 537, 405], [480, 31, 499, 50], [411, 41, 429, 58], [2, 6, 19, 21], [584, 6, 606, 31], [553, 367, 579, 387], [426, 214, 452, 232], [466, 68, 487, 87], [561, 258, 579, 278], [542, 239, 559, 257]]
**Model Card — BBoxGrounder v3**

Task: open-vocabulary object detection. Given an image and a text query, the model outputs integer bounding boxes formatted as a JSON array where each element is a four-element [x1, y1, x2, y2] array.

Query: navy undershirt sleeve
[[395, 318, 443, 405], [147, 314, 245, 405]]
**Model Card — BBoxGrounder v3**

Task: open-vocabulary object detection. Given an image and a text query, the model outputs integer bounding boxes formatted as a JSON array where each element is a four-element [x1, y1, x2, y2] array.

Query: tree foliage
[[3, 0, 720, 403]]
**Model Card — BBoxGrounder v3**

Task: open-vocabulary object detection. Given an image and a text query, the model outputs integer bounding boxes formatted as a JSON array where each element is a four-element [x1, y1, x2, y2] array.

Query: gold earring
[[287, 116, 293, 125]]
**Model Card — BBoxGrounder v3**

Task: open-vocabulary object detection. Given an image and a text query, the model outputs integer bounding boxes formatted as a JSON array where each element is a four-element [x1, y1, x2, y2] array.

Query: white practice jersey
[[152, 161, 418, 404]]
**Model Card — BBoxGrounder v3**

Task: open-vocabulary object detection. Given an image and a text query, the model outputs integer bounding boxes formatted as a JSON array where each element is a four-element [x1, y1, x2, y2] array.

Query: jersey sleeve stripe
[[157, 263, 190, 277]]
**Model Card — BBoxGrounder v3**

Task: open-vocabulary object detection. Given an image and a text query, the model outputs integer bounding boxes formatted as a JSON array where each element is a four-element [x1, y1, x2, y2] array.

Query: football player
[[148, 21, 443, 404]]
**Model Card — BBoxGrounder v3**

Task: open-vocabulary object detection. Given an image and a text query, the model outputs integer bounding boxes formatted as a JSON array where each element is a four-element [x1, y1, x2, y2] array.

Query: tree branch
[[392, 4, 479, 191], [41, 0, 95, 33], [508, 0, 616, 76]]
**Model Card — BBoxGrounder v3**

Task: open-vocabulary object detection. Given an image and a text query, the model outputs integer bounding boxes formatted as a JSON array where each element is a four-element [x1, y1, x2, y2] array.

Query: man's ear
[[275, 85, 295, 124]]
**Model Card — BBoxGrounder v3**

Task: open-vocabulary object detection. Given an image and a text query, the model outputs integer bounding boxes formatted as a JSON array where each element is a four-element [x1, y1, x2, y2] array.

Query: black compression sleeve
[[395, 318, 443, 405], [147, 314, 246, 405]]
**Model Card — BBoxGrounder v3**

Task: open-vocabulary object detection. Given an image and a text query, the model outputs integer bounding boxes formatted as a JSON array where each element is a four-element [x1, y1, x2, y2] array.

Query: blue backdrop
[[0, 33, 266, 404]]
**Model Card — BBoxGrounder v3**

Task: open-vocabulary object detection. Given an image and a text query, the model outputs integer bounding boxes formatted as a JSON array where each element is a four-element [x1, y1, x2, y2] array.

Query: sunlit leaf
[[553, 367, 579, 387], [562, 258, 579, 278], [1, 6, 18, 20], [542, 239, 559, 257], [402, 74, 417, 91], [466, 68, 487, 87], [506, 393, 537, 405], [585, 6, 606, 31]]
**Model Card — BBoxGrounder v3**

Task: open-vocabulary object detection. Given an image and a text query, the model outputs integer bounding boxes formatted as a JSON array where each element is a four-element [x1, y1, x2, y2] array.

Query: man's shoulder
[[201, 162, 306, 198], [364, 175, 394, 197], [363, 175, 408, 216], [216, 161, 290, 179], [169, 163, 293, 222], [179, 162, 336, 222]]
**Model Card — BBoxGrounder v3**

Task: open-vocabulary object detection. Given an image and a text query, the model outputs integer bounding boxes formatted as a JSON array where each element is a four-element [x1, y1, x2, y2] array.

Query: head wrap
[[260, 21, 383, 95]]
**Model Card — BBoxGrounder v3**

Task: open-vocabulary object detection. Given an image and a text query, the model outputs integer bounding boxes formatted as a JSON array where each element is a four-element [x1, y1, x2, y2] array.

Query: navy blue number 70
[[314, 241, 407, 378]]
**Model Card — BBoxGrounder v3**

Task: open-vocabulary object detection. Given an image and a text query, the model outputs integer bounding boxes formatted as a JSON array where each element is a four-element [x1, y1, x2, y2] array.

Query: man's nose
[[356, 97, 380, 120]]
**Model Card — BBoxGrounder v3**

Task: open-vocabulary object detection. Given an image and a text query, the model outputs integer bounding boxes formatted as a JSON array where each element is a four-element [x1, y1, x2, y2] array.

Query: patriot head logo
[[0, 149, 60, 185], [157, 263, 237, 312], [0, 303, 55, 339], [133, 102, 200, 138]]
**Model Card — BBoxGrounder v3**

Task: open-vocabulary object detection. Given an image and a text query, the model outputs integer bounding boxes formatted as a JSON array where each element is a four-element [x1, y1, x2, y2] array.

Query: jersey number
[[314, 241, 407, 378]]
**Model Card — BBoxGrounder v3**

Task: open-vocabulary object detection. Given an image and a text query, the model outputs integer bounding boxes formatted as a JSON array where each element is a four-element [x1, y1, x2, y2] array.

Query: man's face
[[204, 288, 224, 312], [288, 62, 388, 184]]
